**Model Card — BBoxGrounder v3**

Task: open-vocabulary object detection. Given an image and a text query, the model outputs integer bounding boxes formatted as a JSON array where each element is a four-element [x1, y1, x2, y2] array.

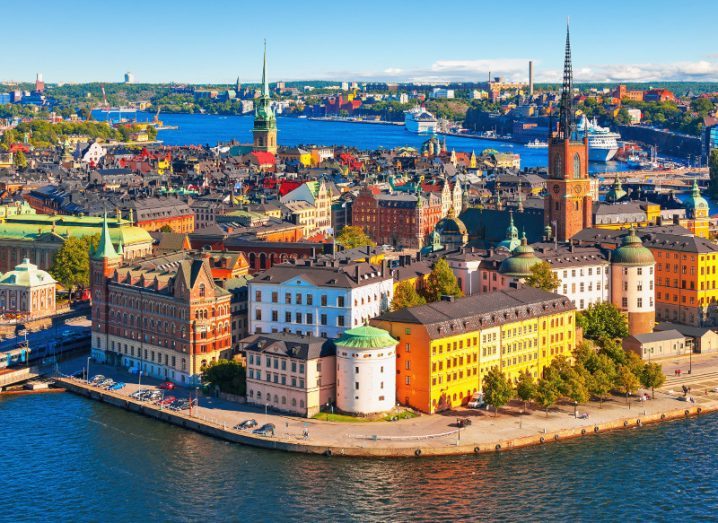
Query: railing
[[350, 429, 458, 441]]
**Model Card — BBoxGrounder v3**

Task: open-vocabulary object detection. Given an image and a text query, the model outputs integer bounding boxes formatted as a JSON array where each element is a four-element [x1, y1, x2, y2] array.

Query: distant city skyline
[[3, 0, 718, 85]]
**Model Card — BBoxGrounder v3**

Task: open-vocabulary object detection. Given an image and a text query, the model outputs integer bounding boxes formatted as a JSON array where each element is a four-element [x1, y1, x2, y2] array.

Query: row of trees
[[482, 303, 665, 416]]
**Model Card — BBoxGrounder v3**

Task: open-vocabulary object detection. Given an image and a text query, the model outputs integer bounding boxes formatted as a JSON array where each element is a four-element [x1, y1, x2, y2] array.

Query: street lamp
[[86, 356, 91, 384]]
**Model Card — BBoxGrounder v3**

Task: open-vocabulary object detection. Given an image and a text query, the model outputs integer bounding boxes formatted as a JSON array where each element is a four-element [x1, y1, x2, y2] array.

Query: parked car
[[90, 375, 105, 385], [109, 382, 125, 391], [234, 419, 258, 431], [252, 423, 276, 437], [158, 396, 176, 407], [468, 392, 485, 409], [158, 381, 175, 391], [98, 379, 114, 388]]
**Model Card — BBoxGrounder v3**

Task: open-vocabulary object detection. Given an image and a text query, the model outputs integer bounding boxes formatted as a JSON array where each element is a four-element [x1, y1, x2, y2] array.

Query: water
[[94, 111, 628, 174], [2, 392, 717, 522]]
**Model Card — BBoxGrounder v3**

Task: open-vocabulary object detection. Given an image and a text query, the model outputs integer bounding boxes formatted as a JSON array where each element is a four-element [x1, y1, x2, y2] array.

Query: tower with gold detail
[[252, 41, 277, 154], [544, 23, 592, 242], [683, 179, 710, 238]]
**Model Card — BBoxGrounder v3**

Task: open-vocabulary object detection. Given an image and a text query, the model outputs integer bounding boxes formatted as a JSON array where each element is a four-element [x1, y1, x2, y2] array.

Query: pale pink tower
[[35, 73, 44, 93]]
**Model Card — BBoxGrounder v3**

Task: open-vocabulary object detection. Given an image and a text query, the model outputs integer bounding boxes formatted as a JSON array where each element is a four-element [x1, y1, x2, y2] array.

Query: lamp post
[[689, 346, 693, 374], [86, 356, 91, 384]]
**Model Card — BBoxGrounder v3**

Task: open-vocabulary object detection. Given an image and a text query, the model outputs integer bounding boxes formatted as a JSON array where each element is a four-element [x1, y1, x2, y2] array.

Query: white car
[[468, 393, 485, 409]]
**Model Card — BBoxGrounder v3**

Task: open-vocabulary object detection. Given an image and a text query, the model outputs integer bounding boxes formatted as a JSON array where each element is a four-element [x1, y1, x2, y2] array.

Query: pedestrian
[[303, 428, 309, 440]]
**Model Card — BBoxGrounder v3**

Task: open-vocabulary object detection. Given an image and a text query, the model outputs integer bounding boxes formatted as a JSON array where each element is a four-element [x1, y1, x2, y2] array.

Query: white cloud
[[322, 58, 718, 83]]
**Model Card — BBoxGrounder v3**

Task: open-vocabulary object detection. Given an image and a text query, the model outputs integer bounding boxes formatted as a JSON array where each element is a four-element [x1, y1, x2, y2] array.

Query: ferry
[[526, 139, 548, 148], [576, 115, 620, 162], [404, 107, 438, 134]]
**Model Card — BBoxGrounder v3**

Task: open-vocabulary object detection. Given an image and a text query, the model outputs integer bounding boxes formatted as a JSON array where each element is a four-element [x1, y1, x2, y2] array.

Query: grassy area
[[312, 409, 420, 423]]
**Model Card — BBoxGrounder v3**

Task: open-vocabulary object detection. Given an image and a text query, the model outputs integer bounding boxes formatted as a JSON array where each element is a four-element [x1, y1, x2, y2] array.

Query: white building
[[80, 141, 106, 165], [124, 72, 135, 84], [248, 260, 394, 339], [335, 326, 397, 415], [431, 88, 455, 99], [610, 229, 656, 335]]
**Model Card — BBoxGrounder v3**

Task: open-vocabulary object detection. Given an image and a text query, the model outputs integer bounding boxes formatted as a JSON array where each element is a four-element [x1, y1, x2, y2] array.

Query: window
[[338, 315, 345, 327], [255, 290, 262, 302], [320, 314, 327, 325], [271, 310, 278, 322], [405, 376, 411, 385], [285, 293, 291, 304], [338, 296, 345, 307], [637, 297, 643, 308], [307, 313, 313, 324], [307, 294, 313, 306], [622, 297, 628, 308], [255, 309, 262, 321], [355, 382, 359, 390], [355, 366, 359, 374], [296, 293, 302, 305], [199, 284, 206, 297], [321, 295, 327, 306]]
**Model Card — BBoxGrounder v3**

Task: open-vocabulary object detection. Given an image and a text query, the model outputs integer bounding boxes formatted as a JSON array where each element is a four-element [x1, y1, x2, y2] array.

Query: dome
[[499, 235, 541, 277], [612, 229, 655, 266], [497, 212, 520, 251], [335, 326, 398, 349], [435, 211, 467, 236], [684, 179, 708, 212]]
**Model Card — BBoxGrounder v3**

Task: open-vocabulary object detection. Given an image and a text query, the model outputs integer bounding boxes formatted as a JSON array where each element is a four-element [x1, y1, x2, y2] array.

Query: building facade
[[0, 258, 56, 319]]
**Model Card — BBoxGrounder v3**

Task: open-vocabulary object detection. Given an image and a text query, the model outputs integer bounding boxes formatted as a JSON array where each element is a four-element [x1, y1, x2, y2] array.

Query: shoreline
[[56, 377, 714, 458]]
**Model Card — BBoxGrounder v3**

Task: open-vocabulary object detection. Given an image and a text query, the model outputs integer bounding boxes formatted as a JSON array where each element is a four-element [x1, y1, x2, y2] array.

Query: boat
[[404, 107, 438, 134], [526, 139, 548, 148], [576, 115, 621, 162]]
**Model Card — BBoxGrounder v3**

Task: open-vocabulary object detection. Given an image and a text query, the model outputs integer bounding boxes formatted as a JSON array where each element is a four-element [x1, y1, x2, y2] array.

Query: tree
[[159, 224, 174, 233], [50, 236, 98, 293], [616, 365, 641, 406], [535, 376, 561, 416], [335, 225, 375, 249], [577, 302, 629, 343], [640, 362, 666, 399], [524, 261, 560, 292], [13, 150, 27, 170], [482, 368, 513, 416], [201, 359, 246, 396], [515, 369, 537, 413], [584, 353, 617, 407], [422, 258, 463, 303], [390, 280, 426, 311]]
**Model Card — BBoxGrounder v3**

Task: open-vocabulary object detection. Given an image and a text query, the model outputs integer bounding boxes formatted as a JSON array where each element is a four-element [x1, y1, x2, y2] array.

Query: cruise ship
[[576, 115, 621, 162], [404, 107, 438, 134]]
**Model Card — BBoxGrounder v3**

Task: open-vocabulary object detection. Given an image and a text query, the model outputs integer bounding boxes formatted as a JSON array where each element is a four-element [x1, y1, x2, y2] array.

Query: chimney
[[355, 264, 361, 282], [528, 61, 534, 96], [673, 214, 680, 225]]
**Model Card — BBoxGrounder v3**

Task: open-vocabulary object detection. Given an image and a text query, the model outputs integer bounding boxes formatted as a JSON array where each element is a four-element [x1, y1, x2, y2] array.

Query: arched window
[[573, 153, 581, 179], [199, 283, 206, 298], [553, 154, 562, 178]]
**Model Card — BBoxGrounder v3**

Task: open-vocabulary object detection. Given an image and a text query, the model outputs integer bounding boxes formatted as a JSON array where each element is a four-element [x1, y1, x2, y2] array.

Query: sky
[[2, 0, 718, 85]]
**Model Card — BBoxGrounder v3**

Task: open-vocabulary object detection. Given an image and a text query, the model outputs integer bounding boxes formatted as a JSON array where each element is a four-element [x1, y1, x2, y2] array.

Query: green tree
[[390, 280, 426, 311], [159, 224, 174, 233], [640, 362, 666, 399], [585, 353, 617, 407], [577, 302, 629, 343], [535, 375, 561, 416], [201, 359, 246, 396], [599, 337, 629, 366], [616, 364, 641, 406], [13, 150, 27, 170], [335, 225, 375, 249], [422, 258, 463, 303], [515, 369, 537, 413], [50, 236, 98, 293], [482, 368, 513, 416], [524, 261, 561, 292]]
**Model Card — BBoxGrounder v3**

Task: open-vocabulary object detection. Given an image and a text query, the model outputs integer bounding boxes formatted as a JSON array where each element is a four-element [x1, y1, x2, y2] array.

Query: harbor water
[[1, 392, 717, 522]]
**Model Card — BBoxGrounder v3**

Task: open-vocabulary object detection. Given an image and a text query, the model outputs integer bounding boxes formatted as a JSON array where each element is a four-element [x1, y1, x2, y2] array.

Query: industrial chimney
[[528, 61, 534, 96]]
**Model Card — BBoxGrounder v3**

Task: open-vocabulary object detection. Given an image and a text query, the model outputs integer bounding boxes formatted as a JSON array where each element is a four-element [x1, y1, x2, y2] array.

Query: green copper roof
[[92, 213, 119, 260], [498, 211, 520, 251], [606, 177, 627, 203], [684, 179, 708, 211], [335, 326, 398, 349], [499, 234, 541, 277], [612, 228, 655, 266]]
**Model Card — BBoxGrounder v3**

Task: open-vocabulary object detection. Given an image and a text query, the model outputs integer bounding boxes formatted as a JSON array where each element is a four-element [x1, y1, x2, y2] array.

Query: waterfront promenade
[[55, 355, 718, 458]]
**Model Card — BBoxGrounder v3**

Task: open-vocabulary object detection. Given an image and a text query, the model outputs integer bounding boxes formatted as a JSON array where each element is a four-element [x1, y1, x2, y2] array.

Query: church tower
[[90, 213, 122, 363], [544, 23, 592, 242], [252, 41, 278, 155]]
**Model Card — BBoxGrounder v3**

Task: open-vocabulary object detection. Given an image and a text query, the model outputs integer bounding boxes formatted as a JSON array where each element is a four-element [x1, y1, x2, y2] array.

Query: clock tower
[[252, 41, 278, 155], [544, 23, 592, 242]]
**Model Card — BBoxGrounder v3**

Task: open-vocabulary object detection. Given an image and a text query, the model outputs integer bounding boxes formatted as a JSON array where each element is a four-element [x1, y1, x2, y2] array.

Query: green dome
[[684, 179, 708, 212], [335, 326, 398, 349], [612, 229, 655, 266], [499, 235, 541, 277], [606, 177, 627, 203], [436, 213, 467, 236], [497, 212, 520, 251]]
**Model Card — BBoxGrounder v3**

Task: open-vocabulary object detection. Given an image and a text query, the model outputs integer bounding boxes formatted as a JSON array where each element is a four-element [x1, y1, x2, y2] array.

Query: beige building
[[0, 258, 56, 319], [280, 201, 317, 238], [623, 329, 687, 360], [280, 180, 332, 234], [654, 322, 718, 354], [242, 333, 336, 417]]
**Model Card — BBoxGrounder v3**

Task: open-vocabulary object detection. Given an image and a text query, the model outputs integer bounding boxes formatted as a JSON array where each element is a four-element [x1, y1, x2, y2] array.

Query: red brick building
[[91, 217, 232, 385], [352, 187, 443, 249]]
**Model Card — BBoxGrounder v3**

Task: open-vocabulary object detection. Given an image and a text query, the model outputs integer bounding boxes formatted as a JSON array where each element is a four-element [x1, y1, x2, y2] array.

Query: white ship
[[404, 107, 438, 134], [526, 139, 548, 148], [576, 115, 620, 162]]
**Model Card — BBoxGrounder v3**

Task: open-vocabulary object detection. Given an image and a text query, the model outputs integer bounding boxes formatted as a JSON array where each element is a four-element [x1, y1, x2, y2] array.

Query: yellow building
[[681, 179, 710, 239], [371, 288, 577, 413]]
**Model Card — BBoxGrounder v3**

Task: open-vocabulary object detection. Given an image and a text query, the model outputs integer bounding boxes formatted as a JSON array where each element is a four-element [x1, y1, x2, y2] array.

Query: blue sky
[[3, 0, 717, 84]]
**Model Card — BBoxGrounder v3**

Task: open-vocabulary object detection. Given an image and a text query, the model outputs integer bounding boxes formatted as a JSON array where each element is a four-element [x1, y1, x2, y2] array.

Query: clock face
[[573, 184, 583, 195], [553, 184, 560, 194]]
